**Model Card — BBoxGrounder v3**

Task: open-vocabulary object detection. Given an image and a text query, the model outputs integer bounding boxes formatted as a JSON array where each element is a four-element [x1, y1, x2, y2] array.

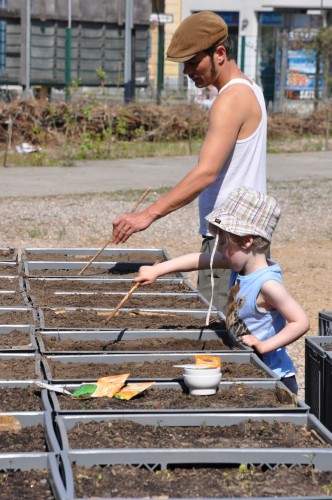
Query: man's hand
[[111, 212, 153, 244]]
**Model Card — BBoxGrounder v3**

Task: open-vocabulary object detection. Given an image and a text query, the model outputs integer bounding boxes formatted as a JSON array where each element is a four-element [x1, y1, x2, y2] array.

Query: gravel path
[[0, 177, 331, 401]]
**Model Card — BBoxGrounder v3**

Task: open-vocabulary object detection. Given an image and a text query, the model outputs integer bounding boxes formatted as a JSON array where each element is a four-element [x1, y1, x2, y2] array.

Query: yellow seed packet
[[92, 373, 131, 398], [114, 382, 156, 400], [195, 355, 221, 368]]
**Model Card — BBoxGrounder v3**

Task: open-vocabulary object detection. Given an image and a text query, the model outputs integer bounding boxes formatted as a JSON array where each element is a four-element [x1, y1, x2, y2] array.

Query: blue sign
[[259, 12, 283, 26], [216, 12, 239, 26]]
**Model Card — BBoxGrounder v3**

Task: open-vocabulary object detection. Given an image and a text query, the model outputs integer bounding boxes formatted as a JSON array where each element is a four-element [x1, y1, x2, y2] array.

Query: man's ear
[[215, 45, 227, 64]]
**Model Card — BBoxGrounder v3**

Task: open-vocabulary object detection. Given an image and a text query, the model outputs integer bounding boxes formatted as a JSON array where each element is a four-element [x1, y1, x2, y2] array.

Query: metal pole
[[240, 36, 245, 72], [1, 0, 5, 74], [156, 18, 164, 105], [124, 0, 133, 103], [65, 0, 72, 101], [24, 0, 30, 97]]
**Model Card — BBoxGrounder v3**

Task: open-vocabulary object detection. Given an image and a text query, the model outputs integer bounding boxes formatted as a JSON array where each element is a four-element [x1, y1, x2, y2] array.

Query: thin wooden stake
[[104, 258, 161, 325], [104, 282, 141, 324], [77, 187, 151, 276]]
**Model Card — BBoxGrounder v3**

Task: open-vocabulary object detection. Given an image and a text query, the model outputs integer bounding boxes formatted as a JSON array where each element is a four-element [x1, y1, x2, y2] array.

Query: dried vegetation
[[0, 99, 330, 150]]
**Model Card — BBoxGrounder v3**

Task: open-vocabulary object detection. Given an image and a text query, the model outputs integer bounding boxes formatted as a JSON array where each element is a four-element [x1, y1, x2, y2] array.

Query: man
[[111, 11, 267, 313]]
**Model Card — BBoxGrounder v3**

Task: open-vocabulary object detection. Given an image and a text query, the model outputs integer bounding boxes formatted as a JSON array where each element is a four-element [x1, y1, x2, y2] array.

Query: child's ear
[[243, 236, 254, 249]]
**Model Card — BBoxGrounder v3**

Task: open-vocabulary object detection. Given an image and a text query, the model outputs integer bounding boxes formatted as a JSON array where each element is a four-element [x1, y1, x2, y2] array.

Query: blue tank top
[[228, 261, 296, 378]]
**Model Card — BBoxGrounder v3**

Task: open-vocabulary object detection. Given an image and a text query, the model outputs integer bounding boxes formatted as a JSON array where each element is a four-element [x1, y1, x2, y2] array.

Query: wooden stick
[[104, 282, 141, 324], [104, 258, 161, 325], [77, 187, 151, 276]]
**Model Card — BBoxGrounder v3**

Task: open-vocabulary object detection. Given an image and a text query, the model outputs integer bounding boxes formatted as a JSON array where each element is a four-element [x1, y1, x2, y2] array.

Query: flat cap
[[166, 11, 228, 63]]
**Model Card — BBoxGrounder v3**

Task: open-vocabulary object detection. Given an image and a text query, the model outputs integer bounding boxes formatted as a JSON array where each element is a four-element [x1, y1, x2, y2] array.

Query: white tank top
[[199, 78, 267, 236]]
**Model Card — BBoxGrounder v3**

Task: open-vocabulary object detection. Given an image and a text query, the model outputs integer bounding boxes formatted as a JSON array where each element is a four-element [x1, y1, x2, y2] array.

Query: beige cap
[[166, 11, 228, 63]]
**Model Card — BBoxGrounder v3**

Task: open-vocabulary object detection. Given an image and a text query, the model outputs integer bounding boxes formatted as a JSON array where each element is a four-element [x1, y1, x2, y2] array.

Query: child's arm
[[134, 251, 225, 285], [241, 280, 310, 354]]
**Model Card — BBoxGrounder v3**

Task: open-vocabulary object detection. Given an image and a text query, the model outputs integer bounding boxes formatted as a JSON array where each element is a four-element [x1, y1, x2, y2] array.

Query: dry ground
[[0, 177, 331, 400]]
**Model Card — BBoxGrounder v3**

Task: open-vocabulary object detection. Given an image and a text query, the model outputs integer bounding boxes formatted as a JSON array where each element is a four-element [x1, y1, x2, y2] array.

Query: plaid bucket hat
[[205, 187, 280, 242]]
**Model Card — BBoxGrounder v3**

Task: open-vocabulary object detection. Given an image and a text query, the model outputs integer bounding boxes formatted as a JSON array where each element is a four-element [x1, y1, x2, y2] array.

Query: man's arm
[[111, 91, 243, 244]]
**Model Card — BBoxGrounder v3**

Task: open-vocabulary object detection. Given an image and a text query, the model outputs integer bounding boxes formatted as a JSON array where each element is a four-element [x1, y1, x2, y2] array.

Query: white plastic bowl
[[183, 371, 222, 396], [174, 364, 221, 376]]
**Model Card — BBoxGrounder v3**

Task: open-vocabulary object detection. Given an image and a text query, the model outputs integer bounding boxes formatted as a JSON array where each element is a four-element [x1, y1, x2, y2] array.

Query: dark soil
[[41, 336, 237, 352], [0, 358, 38, 379], [0, 387, 42, 411], [0, 277, 20, 291], [56, 385, 296, 410], [0, 248, 16, 261], [73, 464, 332, 498], [0, 470, 54, 499], [27, 279, 193, 293], [0, 264, 18, 274], [31, 291, 208, 309], [0, 330, 32, 348], [0, 425, 46, 452], [0, 310, 34, 325], [67, 419, 330, 449], [41, 309, 224, 330], [0, 292, 27, 307], [48, 357, 265, 380], [25, 251, 164, 263], [27, 266, 178, 278], [46, 358, 266, 380]]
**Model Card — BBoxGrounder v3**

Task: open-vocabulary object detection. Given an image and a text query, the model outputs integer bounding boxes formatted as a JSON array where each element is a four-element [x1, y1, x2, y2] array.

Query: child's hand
[[241, 334, 265, 354], [134, 265, 159, 285]]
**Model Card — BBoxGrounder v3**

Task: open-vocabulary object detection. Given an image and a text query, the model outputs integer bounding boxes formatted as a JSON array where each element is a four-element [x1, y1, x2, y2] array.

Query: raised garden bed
[[0, 307, 36, 327], [0, 382, 51, 412], [23, 261, 180, 278], [0, 453, 67, 499], [0, 247, 18, 262], [48, 381, 308, 414], [0, 326, 37, 351], [30, 291, 210, 309], [41, 352, 275, 383], [0, 263, 18, 275], [0, 412, 57, 453], [37, 329, 243, 354], [39, 308, 225, 330], [0, 353, 42, 380], [21, 247, 168, 263], [67, 454, 332, 499], [55, 413, 332, 453]]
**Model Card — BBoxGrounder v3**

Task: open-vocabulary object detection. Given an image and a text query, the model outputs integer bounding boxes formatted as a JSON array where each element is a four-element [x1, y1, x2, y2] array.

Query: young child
[[134, 187, 309, 394]]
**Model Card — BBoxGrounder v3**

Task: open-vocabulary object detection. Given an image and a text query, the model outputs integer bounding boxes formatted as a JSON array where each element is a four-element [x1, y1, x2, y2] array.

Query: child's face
[[216, 231, 249, 273]]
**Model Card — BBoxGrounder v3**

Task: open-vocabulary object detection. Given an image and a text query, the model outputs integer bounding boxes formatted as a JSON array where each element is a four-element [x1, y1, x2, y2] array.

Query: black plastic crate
[[305, 336, 326, 420], [323, 355, 332, 433], [319, 311, 332, 336]]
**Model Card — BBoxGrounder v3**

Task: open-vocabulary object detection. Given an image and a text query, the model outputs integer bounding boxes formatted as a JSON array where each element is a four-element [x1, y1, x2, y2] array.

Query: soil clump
[[0, 470, 54, 499]]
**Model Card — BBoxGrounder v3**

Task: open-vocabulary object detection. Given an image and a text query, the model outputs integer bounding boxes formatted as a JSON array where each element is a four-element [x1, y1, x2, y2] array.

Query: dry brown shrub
[[0, 98, 329, 147]]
